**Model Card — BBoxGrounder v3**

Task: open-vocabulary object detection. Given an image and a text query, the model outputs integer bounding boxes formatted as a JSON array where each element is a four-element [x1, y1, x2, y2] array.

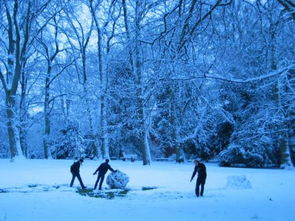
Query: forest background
[[0, 0, 294, 168]]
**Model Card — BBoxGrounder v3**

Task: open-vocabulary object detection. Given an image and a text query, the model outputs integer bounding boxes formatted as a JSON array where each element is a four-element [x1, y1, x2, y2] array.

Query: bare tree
[[0, 0, 52, 158], [89, 0, 121, 159], [36, 14, 76, 159], [122, 0, 153, 165], [61, 1, 101, 158]]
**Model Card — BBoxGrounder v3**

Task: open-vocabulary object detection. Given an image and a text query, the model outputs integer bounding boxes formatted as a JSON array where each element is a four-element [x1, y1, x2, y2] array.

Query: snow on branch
[[170, 65, 295, 84]]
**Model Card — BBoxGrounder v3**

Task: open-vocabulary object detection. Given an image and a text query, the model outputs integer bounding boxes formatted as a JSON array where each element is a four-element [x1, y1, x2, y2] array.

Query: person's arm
[[93, 165, 101, 175], [190, 166, 198, 182], [73, 162, 80, 173], [108, 165, 115, 172], [71, 162, 78, 173], [77, 163, 81, 173]]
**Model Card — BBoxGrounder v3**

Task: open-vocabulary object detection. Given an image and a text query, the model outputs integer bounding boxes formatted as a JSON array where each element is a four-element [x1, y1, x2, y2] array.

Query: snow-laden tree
[[213, 0, 295, 167], [0, 0, 55, 159], [144, 0, 233, 162], [88, 0, 122, 160], [60, 1, 103, 158]]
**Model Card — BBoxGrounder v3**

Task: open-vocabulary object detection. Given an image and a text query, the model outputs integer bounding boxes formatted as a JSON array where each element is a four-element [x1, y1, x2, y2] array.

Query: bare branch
[[47, 58, 78, 87], [277, 0, 295, 19], [0, 70, 8, 93], [48, 93, 67, 105]]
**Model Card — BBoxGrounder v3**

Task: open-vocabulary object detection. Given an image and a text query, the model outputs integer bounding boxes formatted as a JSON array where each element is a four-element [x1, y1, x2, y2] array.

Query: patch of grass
[[28, 184, 39, 188], [142, 186, 157, 191], [42, 187, 50, 192], [0, 189, 8, 193], [77, 188, 129, 199], [118, 189, 129, 195]]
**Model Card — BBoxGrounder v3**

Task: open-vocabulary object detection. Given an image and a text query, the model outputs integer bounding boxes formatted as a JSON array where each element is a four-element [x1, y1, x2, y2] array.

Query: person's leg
[[70, 174, 76, 187], [195, 179, 201, 197], [99, 174, 105, 190], [76, 173, 86, 189], [94, 174, 101, 189], [200, 178, 206, 196], [200, 182, 205, 196]]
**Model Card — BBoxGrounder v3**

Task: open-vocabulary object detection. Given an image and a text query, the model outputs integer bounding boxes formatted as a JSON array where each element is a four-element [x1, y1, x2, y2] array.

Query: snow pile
[[226, 175, 252, 189], [106, 170, 129, 189]]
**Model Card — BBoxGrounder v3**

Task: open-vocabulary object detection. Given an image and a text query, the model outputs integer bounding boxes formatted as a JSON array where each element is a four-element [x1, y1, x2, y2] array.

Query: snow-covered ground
[[0, 159, 294, 221]]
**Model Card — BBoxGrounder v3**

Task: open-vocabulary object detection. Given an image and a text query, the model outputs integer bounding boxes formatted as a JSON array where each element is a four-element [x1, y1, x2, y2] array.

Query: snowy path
[[0, 159, 294, 221]]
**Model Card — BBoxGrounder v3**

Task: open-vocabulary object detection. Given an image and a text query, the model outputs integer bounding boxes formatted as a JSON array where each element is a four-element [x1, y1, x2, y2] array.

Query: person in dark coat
[[70, 158, 86, 189], [190, 159, 207, 197], [93, 159, 116, 190]]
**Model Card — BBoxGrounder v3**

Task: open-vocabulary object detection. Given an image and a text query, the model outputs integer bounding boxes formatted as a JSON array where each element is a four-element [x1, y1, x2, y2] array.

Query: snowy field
[[0, 159, 294, 221]]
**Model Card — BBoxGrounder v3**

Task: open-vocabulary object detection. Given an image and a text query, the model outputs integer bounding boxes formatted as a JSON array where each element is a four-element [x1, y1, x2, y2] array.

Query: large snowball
[[106, 170, 129, 189], [226, 175, 252, 189]]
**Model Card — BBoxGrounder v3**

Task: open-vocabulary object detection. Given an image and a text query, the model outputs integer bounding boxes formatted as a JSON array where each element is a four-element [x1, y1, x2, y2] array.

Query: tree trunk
[[6, 94, 22, 158], [268, 20, 293, 168], [43, 67, 51, 159], [19, 127, 28, 157], [280, 134, 293, 169], [90, 1, 107, 159], [144, 125, 152, 164], [84, 84, 99, 156], [277, 77, 294, 168], [134, 0, 151, 165], [19, 72, 28, 158], [102, 104, 109, 159]]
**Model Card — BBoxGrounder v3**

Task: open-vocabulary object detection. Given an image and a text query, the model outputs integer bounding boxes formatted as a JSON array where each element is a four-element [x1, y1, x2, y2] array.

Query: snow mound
[[226, 175, 252, 189], [106, 170, 129, 189]]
